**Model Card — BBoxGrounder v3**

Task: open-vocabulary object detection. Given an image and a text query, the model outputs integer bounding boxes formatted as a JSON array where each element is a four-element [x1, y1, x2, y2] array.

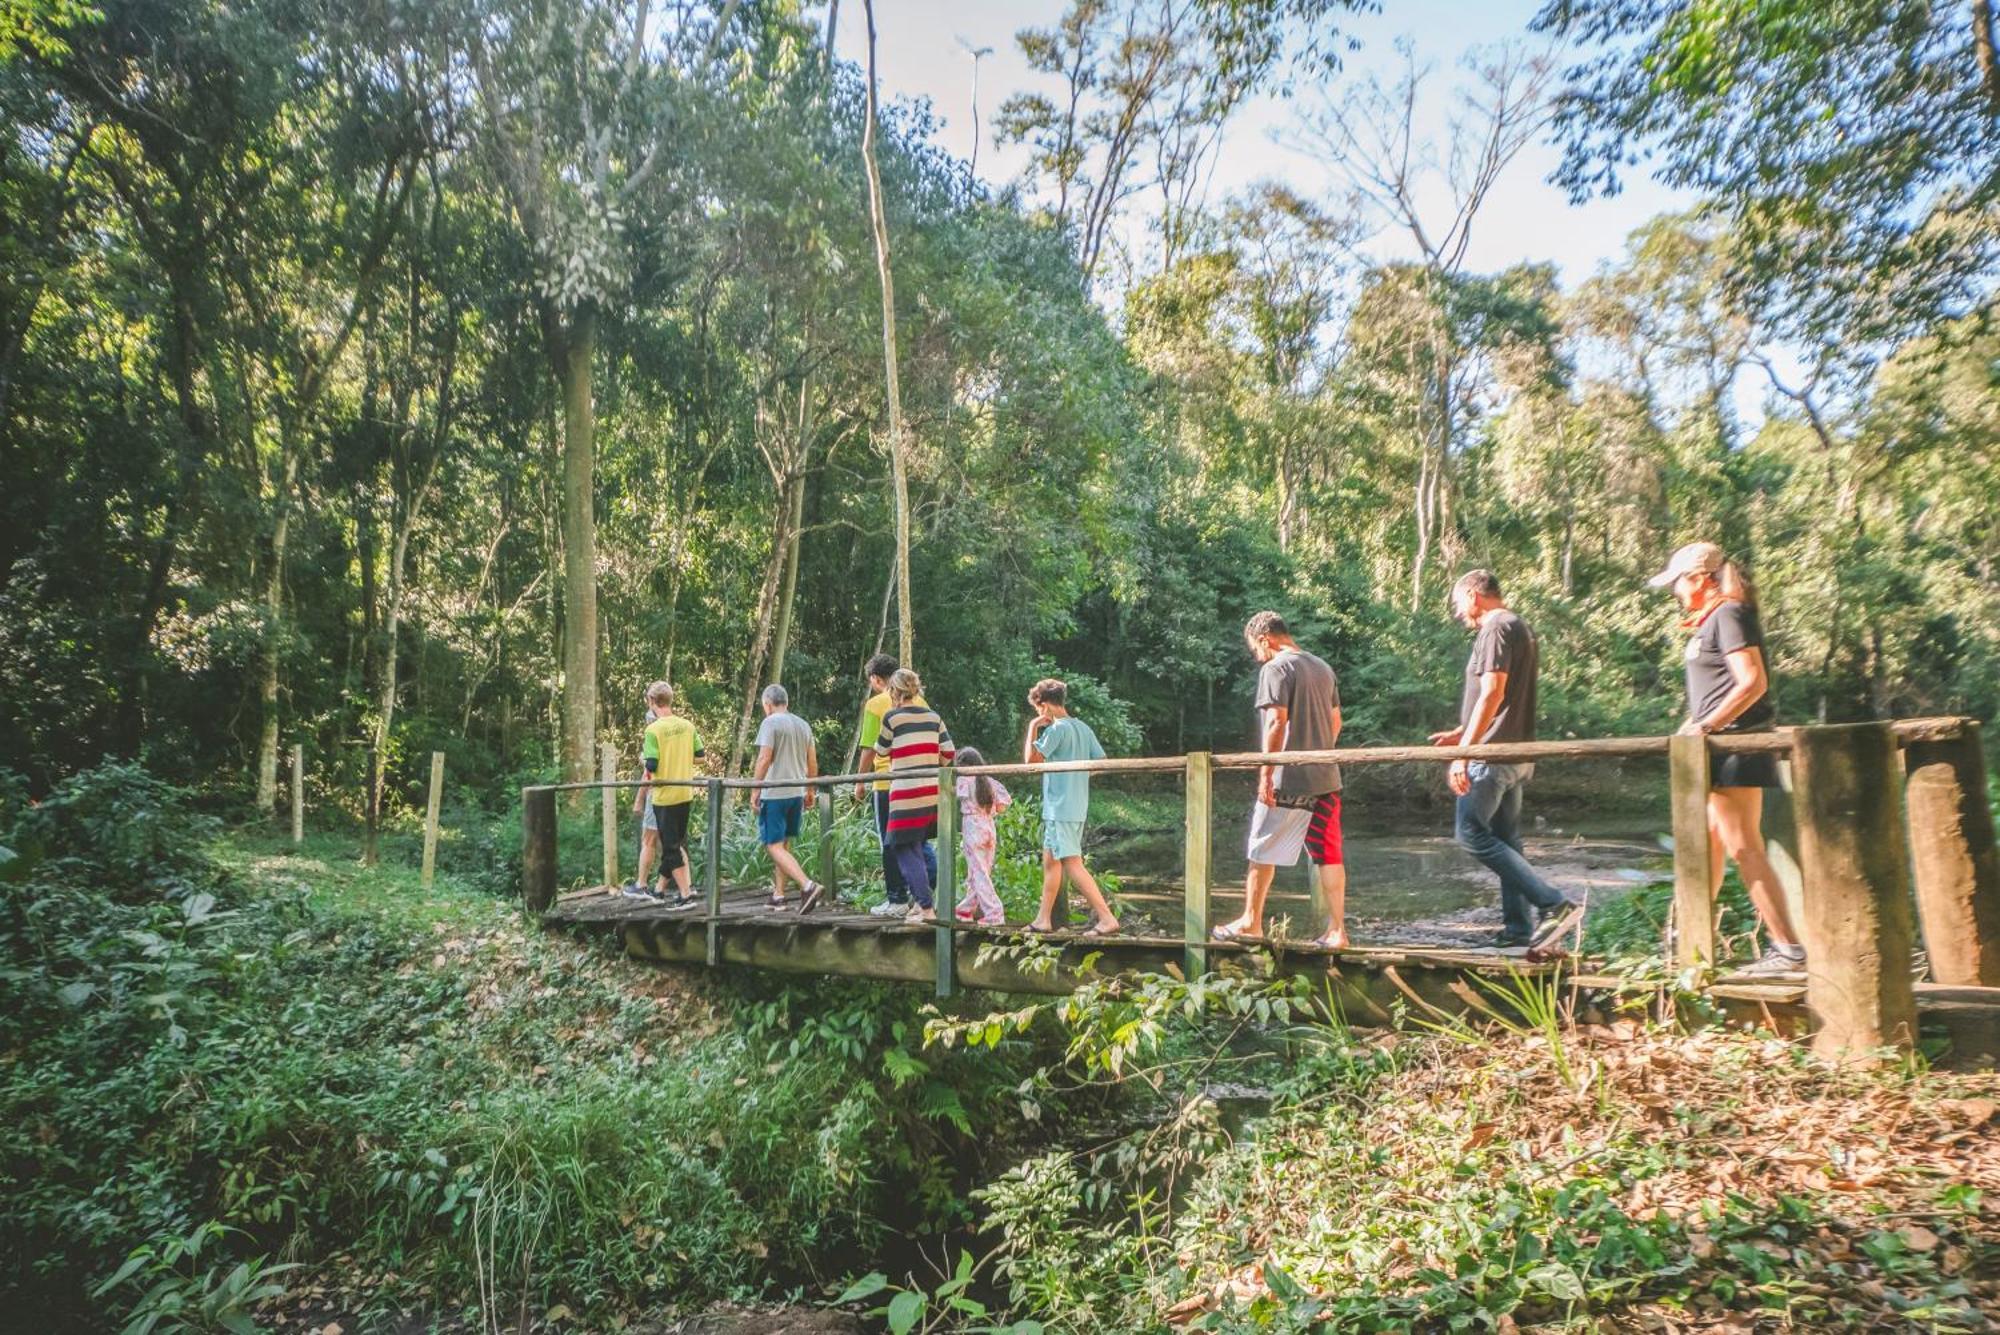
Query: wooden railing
[[523, 716, 2000, 1058]]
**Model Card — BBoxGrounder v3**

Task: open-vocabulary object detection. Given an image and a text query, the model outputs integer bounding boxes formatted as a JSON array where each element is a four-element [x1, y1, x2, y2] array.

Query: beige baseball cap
[[1648, 541, 1725, 588]]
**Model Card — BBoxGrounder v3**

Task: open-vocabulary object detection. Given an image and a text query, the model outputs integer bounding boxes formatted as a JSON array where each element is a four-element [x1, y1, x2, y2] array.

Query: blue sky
[[828, 0, 1694, 283]]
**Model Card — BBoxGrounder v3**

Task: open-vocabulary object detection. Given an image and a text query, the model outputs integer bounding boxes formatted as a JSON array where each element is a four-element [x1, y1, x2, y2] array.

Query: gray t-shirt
[[1459, 608, 1539, 744], [755, 710, 815, 800], [1686, 601, 1774, 731], [1255, 648, 1341, 800]]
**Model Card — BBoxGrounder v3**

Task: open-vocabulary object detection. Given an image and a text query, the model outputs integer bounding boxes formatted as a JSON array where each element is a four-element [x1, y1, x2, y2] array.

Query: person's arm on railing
[[1434, 670, 1508, 796], [1257, 704, 1289, 808], [1682, 647, 1769, 735]]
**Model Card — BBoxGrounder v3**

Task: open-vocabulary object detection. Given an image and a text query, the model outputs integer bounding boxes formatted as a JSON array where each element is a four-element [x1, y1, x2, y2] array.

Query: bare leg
[[1030, 849, 1063, 930], [1710, 787, 1800, 948], [637, 826, 659, 888], [1219, 862, 1279, 936], [1310, 863, 1347, 948], [768, 840, 810, 895], [1063, 856, 1118, 931]]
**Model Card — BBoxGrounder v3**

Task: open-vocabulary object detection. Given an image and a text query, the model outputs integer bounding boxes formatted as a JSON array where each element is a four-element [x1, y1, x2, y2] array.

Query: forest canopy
[[2, 0, 1997, 814]]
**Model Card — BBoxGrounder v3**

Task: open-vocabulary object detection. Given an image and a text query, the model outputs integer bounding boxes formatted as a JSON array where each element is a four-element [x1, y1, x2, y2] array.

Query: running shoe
[[1530, 897, 1587, 949], [1736, 947, 1807, 978], [666, 894, 700, 913], [621, 883, 663, 903], [798, 881, 826, 914], [869, 899, 907, 918]]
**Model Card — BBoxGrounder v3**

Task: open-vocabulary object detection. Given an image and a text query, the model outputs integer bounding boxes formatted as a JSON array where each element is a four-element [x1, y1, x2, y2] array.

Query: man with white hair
[[752, 684, 823, 911]]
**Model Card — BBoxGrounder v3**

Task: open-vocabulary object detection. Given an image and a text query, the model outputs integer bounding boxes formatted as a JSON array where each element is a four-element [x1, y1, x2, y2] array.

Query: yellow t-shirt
[[859, 690, 924, 792], [643, 714, 702, 807]]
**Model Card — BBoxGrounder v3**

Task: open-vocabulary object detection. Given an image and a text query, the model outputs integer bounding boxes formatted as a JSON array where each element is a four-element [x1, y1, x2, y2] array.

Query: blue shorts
[[758, 796, 804, 846], [1042, 820, 1085, 860]]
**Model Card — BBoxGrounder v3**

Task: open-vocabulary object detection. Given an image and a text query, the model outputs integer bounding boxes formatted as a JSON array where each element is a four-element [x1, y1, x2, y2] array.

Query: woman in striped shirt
[[872, 669, 955, 923]]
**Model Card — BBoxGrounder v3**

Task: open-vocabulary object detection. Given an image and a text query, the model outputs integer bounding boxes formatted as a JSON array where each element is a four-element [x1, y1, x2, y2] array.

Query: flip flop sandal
[[1210, 922, 1260, 943], [1020, 922, 1056, 935], [1079, 923, 1120, 938]]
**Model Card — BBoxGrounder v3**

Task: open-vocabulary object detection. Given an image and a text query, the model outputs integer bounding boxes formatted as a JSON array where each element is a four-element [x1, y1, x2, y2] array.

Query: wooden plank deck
[[542, 883, 2000, 1063]]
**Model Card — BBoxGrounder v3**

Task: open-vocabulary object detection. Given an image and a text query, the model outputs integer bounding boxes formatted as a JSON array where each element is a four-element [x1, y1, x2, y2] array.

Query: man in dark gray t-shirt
[[1430, 571, 1581, 951], [1211, 611, 1348, 951]]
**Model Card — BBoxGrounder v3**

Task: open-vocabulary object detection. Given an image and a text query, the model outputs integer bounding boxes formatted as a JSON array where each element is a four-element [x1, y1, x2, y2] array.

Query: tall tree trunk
[[553, 305, 599, 784], [728, 478, 798, 774], [769, 472, 806, 684], [861, 0, 914, 665]]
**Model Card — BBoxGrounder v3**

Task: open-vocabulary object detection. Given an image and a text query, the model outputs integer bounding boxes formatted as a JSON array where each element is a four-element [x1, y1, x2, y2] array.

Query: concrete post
[[600, 743, 619, 888], [703, 779, 724, 966], [936, 763, 957, 998], [1905, 723, 2000, 986], [1790, 722, 1918, 1057], [290, 743, 304, 845], [522, 787, 557, 912]]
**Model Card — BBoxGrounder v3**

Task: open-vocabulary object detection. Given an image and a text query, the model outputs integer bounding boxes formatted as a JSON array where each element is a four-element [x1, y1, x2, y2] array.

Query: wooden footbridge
[[524, 719, 2000, 1063]]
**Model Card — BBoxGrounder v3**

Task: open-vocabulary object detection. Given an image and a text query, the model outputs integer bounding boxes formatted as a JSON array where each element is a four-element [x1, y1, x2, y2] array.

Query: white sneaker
[[869, 900, 907, 918], [1736, 947, 1806, 978]]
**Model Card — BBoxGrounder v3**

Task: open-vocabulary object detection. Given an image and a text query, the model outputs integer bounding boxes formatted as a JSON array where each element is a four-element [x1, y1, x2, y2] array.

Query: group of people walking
[[621, 539, 1805, 977]]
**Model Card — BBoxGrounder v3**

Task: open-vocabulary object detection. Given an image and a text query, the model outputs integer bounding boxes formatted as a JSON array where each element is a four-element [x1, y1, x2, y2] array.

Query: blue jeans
[[1455, 762, 1566, 938], [891, 841, 935, 910], [874, 790, 936, 904]]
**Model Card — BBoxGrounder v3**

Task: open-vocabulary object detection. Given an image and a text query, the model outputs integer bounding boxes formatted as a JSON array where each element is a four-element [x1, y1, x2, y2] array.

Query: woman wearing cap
[[1650, 542, 1805, 976]]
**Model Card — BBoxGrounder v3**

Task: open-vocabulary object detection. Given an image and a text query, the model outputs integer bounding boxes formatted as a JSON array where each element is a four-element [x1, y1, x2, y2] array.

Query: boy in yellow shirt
[[635, 681, 702, 910]]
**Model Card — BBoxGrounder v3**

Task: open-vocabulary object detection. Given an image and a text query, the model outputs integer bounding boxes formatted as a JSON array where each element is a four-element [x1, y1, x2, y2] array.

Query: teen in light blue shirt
[[1022, 678, 1118, 935]]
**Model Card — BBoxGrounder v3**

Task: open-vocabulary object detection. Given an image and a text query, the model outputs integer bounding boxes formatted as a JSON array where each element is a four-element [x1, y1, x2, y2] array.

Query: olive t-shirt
[[1255, 648, 1341, 800], [1459, 609, 1539, 744], [1686, 601, 1774, 731]]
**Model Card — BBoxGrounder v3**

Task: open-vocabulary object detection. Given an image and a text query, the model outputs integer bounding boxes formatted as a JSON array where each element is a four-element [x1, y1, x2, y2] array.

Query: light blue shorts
[[1042, 820, 1085, 860]]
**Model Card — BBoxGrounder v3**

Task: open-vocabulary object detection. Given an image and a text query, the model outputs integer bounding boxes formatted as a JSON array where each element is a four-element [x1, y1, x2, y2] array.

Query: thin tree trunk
[[256, 487, 294, 814], [728, 478, 798, 773], [861, 0, 914, 665], [553, 305, 600, 785], [769, 472, 806, 683], [1975, 0, 2000, 113], [843, 565, 897, 777]]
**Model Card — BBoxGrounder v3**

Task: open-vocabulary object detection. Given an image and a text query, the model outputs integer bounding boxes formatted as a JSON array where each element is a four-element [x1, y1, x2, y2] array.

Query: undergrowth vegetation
[[0, 767, 1069, 1330]]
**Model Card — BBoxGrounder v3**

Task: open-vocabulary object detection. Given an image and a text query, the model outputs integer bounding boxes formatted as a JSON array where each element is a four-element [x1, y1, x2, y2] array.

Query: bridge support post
[[1905, 722, 2000, 986], [703, 779, 724, 967], [1184, 751, 1211, 980], [290, 743, 304, 845], [600, 743, 619, 888], [936, 764, 957, 999], [1668, 733, 1717, 968], [522, 786, 557, 912], [817, 790, 837, 903], [1791, 722, 1918, 1058]]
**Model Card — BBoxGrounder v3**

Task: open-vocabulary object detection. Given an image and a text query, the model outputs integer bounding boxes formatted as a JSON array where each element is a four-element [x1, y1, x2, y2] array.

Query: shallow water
[[1098, 805, 1667, 939]]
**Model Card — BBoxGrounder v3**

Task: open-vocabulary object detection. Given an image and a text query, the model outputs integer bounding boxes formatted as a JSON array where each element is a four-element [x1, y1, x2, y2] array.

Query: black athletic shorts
[[651, 800, 692, 871]]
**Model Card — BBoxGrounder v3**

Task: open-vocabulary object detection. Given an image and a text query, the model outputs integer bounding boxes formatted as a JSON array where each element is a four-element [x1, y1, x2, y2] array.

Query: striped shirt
[[872, 703, 955, 845]]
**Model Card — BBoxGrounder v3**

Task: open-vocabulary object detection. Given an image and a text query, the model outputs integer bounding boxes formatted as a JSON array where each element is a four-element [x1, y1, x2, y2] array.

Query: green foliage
[[0, 779, 1064, 1326]]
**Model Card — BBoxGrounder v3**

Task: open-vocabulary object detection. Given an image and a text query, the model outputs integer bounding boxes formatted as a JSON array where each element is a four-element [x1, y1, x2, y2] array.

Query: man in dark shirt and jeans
[[1430, 570, 1583, 949]]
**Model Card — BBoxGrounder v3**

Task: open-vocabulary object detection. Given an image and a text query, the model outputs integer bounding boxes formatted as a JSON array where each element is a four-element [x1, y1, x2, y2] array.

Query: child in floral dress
[[951, 747, 1010, 926]]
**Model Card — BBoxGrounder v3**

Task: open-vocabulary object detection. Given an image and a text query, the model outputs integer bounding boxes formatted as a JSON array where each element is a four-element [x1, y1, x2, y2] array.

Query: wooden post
[[1905, 723, 2000, 986], [703, 779, 724, 967], [1184, 752, 1212, 980], [522, 786, 557, 912], [936, 763, 957, 998], [1668, 733, 1717, 968], [1791, 723, 1919, 1057], [600, 743, 619, 888], [421, 751, 445, 888], [290, 743, 304, 845], [818, 790, 837, 902]]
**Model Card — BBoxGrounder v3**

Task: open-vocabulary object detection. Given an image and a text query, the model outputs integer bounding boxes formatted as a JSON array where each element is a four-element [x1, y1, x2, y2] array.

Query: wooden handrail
[[523, 716, 1977, 795]]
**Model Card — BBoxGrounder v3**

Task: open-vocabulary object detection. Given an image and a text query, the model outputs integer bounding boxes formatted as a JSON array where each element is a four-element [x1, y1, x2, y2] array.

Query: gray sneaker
[[621, 883, 663, 904], [1530, 897, 1586, 948], [869, 899, 907, 918], [1736, 947, 1806, 978]]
